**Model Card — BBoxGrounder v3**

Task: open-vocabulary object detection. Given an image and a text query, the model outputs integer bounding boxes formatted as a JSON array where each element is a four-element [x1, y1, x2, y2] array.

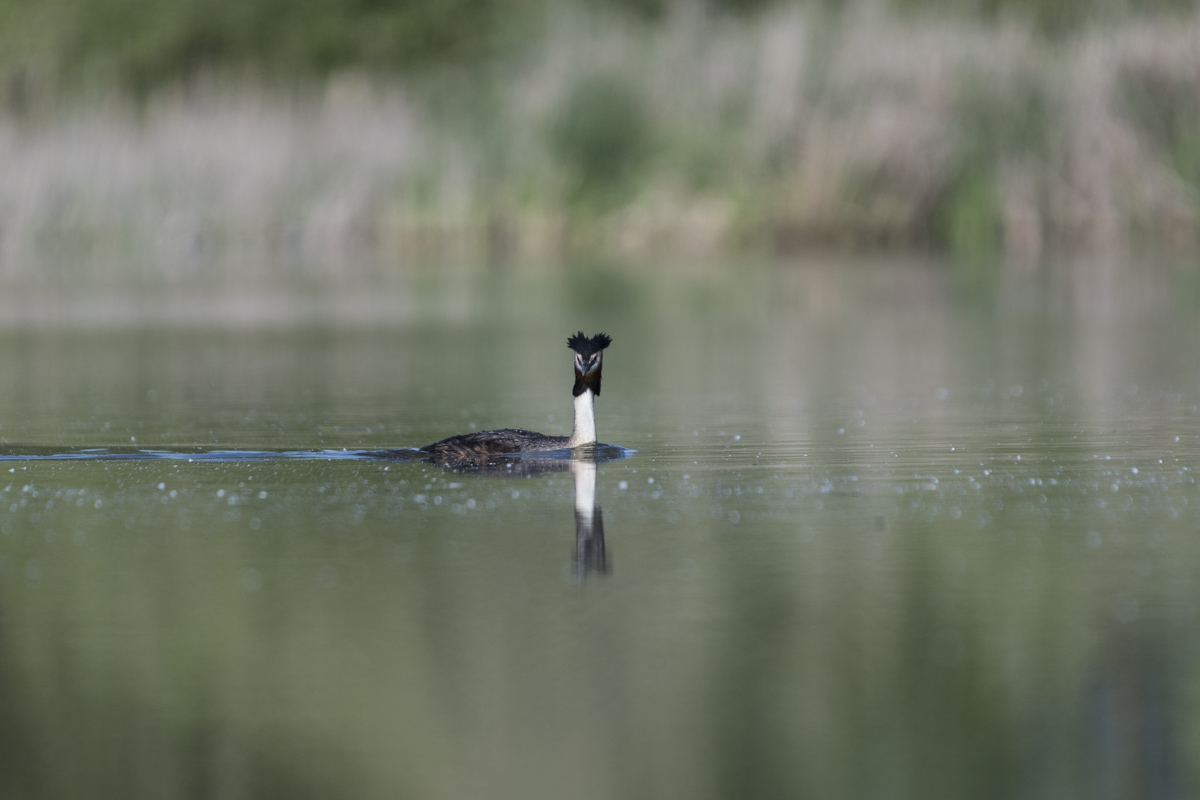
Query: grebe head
[[567, 331, 611, 397]]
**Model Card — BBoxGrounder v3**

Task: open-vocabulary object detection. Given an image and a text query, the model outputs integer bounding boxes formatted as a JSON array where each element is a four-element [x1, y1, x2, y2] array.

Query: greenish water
[[1, 266, 1199, 798]]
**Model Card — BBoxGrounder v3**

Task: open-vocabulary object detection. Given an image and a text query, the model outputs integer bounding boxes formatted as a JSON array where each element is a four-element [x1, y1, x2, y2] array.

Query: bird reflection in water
[[569, 456, 608, 578], [421, 444, 629, 579]]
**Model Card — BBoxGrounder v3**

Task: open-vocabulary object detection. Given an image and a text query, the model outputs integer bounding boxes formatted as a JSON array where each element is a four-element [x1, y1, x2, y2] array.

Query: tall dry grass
[[0, 3, 1198, 278]]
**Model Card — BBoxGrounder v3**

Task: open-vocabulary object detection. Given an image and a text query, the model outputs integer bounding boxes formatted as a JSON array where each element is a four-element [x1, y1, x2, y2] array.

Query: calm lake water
[[1, 262, 1198, 798]]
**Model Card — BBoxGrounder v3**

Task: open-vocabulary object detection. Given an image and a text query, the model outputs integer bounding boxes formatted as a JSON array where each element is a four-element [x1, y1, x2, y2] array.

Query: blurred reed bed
[[0, 2, 1198, 277]]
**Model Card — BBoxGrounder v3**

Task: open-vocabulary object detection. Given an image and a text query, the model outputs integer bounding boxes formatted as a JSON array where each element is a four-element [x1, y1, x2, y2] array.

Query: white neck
[[567, 389, 597, 447]]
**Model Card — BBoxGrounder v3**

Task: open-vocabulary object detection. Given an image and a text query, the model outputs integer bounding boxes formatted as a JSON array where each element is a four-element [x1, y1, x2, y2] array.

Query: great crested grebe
[[420, 331, 612, 460]]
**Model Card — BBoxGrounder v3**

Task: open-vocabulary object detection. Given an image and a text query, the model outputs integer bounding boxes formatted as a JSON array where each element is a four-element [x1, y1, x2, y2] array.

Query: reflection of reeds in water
[[1, 5, 1199, 274]]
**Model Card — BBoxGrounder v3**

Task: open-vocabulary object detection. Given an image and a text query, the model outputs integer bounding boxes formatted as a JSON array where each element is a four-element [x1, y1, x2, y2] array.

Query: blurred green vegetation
[[941, 70, 1050, 271], [893, 0, 1194, 34], [1, 0, 1199, 265], [1120, 65, 1200, 191], [1, 0, 1196, 90], [550, 75, 655, 211], [5, 0, 534, 90]]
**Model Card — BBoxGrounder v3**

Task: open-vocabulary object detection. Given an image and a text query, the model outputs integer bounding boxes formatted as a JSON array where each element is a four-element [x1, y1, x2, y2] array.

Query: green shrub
[[890, 0, 1196, 36], [602, 0, 791, 20], [945, 169, 1000, 258], [5, 0, 535, 90], [938, 70, 1051, 256], [549, 75, 654, 210], [1119, 64, 1200, 189]]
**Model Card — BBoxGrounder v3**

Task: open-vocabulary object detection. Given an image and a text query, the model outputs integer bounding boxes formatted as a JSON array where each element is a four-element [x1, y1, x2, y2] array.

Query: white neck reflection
[[572, 457, 597, 516], [570, 455, 607, 577]]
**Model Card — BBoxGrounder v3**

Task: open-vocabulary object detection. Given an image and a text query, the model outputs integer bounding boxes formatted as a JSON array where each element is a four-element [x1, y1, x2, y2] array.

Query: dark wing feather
[[420, 428, 571, 458], [420, 430, 526, 457]]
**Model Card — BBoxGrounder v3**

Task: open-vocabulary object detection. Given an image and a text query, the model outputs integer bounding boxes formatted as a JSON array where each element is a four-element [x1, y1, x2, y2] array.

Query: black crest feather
[[567, 331, 612, 356]]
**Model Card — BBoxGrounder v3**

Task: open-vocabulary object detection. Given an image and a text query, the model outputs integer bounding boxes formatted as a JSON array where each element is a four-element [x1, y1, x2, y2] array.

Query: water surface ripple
[[0, 306, 1198, 798]]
